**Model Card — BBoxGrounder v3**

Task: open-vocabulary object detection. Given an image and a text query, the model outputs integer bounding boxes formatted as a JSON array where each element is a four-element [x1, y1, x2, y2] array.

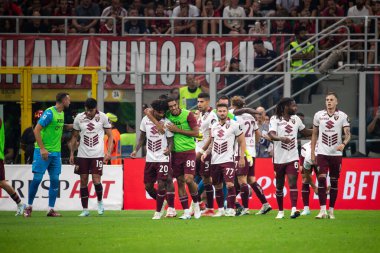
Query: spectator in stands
[[321, 0, 344, 29], [124, 6, 147, 34], [145, 5, 156, 34], [201, 0, 220, 35], [51, 0, 73, 33], [246, 0, 263, 31], [22, 10, 51, 33], [1, 0, 23, 16], [367, 107, 380, 157], [150, 3, 171, 34], [259, 0, 277, 16], [172, 0, 199, 34], [276, 0, 299, 14], [294, 8, 316, 34], [169, 87, 180, 101], [99, 13, 116, 33], [290, 25, 318, 103], [297, 0, 317, 17], [0, 19, 14, 33], [72, 0, 100, 33], [130, 0, 145, 16], [270, 12, 292, 34], [223, 0, 246, 34], [372, 0, 380, 15], [179, 74, 208, 110], [100, 0, 127, 35], [251, 39, 281, 108], [368, 15, 380, 65], [347, 0, 372, 28], [224, 57, 246, 97]]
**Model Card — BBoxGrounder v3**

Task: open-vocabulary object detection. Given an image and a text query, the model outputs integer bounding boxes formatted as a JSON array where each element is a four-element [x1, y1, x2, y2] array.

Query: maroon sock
[[240, 183, 249, 208], [166, 192, 175, 208], [80, 187, 89, 209], [215, 188, 224, 208], [302, 183, 310, 207], [146, 187, 157, 200], [275, 189, 284, 211], [318, 176, 327, 206], [330, 179, 338, 208], [94, 183, 103, 201], [190, 192, 199, 203], [227, 187, 236, 209], [179, 195, 189, 210], [156, 190, 166, 212], [10, 192, 21, 204], [251, 182, 268, 204], [204, 184, 214, 209], [289, 186, 298, 208]]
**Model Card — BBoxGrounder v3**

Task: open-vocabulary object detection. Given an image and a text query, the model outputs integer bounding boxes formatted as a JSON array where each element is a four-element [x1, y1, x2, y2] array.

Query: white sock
[[304, 206, 310, 211], [321, 205, 326, 211], [17, 202, 24, 207], [83, 208, 88, 211], [278, 211, 284, 214], [329, 207, 334, 212], [218, 208, 224, 212], [48, 206, 54, 211], [291, 207, 297, 213]]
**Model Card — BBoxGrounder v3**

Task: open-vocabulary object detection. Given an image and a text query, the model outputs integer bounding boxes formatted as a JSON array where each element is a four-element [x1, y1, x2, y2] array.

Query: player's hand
[[130, 151, 137, 158], [40, 148, 49, 160], [238, 156, 245, 168], [336, 143, 345, 151], [310, 154, 316, 165], [280, 137, 291, 144], [163, 148, 170, 156], [157, 122, 165, 134], [104, 153, 111, 164], [201, 153, 207, 162], [166, 123, 178, 133], [69, 154, 75, 165]]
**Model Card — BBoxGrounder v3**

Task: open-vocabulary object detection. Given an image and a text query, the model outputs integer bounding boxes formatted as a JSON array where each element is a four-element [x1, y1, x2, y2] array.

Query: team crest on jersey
[[211, 119, 216, 125], [203, 112, 209, 120], [334, 115, 339, 121], [95, 115, 100, 122], [291, 119, 295, 124], [225, 122, 230, 129]]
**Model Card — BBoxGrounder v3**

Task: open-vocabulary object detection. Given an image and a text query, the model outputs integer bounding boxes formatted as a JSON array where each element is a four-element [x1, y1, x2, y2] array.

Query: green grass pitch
[[1, 210, 379, 253]]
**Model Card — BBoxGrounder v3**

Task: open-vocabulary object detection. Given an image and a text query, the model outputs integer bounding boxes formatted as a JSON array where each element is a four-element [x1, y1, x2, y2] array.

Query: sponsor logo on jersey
[[285, 124, 293, 134], [326, 120, 334, 130], [217, 129, 224, 138], [87, 123, 95, 131]]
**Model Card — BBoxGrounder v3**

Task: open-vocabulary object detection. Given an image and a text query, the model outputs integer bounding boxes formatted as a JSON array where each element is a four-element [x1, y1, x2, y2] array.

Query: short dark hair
[[166, 97, 177, 104], [85, 98, 97, 109], [198, 92, 210, 100], [216, 103, 229, 110], [295, 26, 306, 35], [56, 92, 69, 103], [159, 94, 169, 100], [217, 94, 229, 101], [151, 99, 168, 112], [253, 39, 264, 45], [326, 91, 338, 99]]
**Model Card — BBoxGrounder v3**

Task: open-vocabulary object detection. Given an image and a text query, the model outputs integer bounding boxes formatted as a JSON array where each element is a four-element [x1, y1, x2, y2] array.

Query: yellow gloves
[[245, 150, 254, 167]]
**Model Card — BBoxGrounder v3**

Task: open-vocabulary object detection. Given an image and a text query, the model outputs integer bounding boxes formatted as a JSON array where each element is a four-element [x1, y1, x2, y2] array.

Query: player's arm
[[234, 108, 259, 116], [144, 108, 165, 134], [268, 131, 291, 143], [64, 124, 73, 131], [33, 123, 49, 160], [337, 126, 351, 152], [310, 126, 319, 164], [201, 130, 212, 152], [201, 137, 214, 162], [130, 131, 146, 158], [69, 129, 79, 165], [104, 128, 113, 163], [299, 128, 313, 137], [164, 136, 174, 156], [255, 129, 261, 144], [237, 133, 246, 168]]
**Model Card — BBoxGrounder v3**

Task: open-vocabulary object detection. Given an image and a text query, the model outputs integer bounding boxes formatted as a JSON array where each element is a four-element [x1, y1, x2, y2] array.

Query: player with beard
[[69, 98, 113, 217], [230, 96, 272, 216], [311, 92, 351, 219], [131, 99, 176, 219], [268, 98, 312, 219], [196, 93, 218, 216], [145, 98, 201, 219], [202, 103, 246, 217]]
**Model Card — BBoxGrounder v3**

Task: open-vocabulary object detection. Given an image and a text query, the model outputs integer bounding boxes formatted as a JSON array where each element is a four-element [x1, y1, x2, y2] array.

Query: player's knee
[[33, 172, 44, 182], [184, 175, 194, 184], [226, 182, 234, 189], [0, 180, 5, 188], [157, 181, 166, 190], [237, 176, 247, 185], [144, 183, 154, 191], [247, 177, 256, 184]]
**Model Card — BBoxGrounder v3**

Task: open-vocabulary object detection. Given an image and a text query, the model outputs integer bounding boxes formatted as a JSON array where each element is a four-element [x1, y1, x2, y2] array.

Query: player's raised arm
[[144, 108, 165, 134], [166, 111, 200, 137], [234, 108, 259, 117]]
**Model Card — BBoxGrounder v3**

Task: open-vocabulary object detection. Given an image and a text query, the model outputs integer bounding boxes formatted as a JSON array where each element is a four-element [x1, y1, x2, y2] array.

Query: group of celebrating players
[[131, 91, 350, 220], [0, 91, 350, 220]]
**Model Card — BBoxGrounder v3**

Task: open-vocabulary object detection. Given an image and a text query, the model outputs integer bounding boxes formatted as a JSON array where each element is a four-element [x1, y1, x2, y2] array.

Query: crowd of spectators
[[0, 0, 378, 35]]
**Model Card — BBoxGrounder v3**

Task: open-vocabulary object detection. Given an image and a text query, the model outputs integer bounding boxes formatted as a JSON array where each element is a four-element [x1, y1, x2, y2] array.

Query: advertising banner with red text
[[0, 35, 292, 90], [123, 158, 380, 210], [0, 165, 123, 211]]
